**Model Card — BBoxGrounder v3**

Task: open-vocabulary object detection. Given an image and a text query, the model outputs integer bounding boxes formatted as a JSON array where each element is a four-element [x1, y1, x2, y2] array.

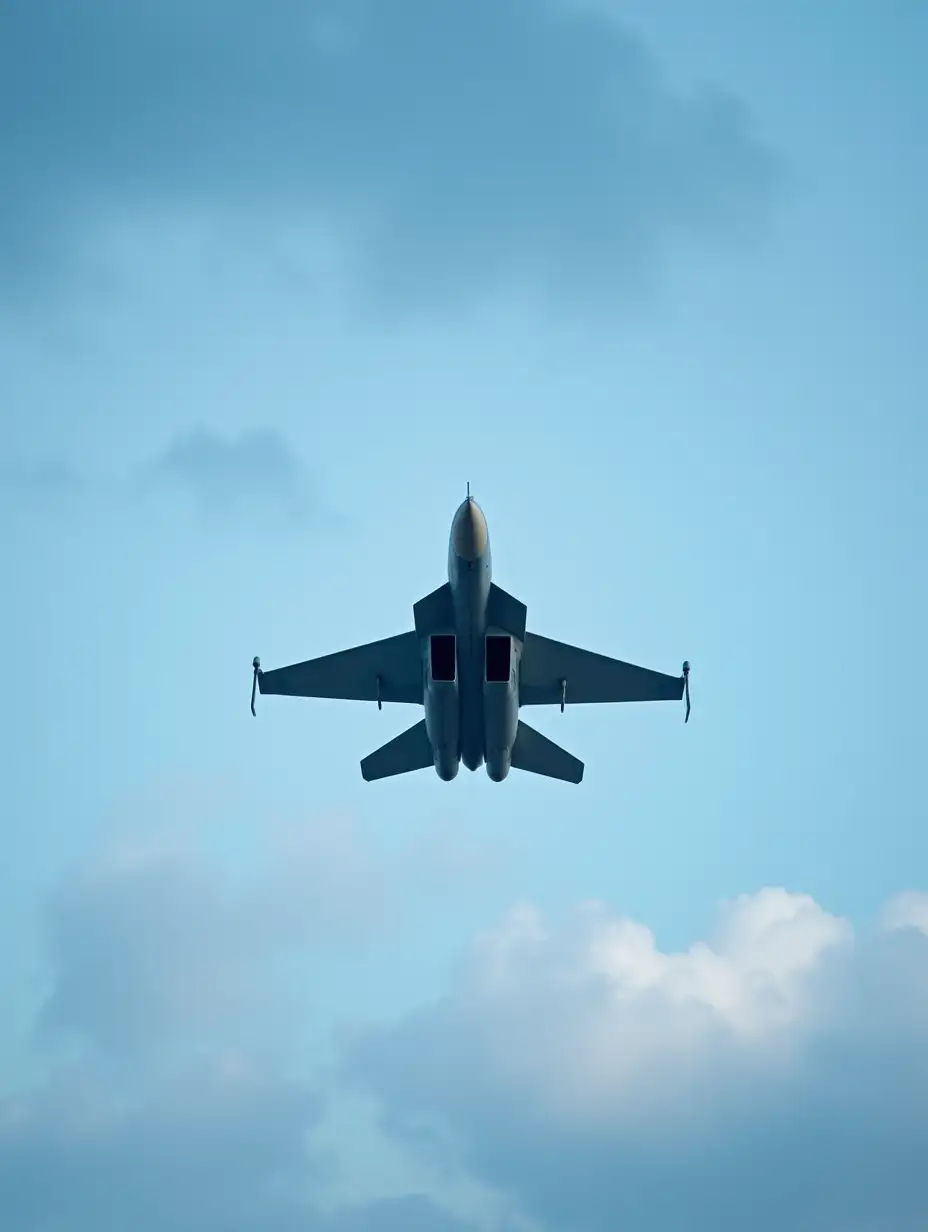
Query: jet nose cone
[[452, 498, 488, 561]]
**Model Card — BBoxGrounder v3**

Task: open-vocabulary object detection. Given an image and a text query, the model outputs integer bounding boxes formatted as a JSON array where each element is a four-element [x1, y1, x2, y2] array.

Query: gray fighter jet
[[251, 491, 690, 783]]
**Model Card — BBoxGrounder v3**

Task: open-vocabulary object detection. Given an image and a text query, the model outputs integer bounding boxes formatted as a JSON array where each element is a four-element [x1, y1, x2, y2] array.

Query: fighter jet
[[251, 491, 690, 784]]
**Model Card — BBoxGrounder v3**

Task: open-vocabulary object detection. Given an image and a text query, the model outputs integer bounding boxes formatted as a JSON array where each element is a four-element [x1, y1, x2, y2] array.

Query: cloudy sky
[[2, 1, 926, 1228]]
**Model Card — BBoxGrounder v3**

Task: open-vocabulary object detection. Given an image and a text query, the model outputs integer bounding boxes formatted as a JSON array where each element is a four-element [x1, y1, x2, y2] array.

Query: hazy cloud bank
[[1, 0, 782, 312], [7, 821, 925, 1230]]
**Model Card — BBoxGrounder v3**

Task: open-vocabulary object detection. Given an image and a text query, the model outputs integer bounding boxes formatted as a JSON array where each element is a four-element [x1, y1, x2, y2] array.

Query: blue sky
[[2, 1, 926, 1228]]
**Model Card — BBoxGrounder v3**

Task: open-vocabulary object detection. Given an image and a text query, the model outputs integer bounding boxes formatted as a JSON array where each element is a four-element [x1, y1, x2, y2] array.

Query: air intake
[[430, 634, 456, 682], [485, 635, 511, 683]]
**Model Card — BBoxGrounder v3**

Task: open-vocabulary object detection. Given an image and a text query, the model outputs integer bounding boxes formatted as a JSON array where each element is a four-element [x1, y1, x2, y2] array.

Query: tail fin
[[360, 719, 434, 782], [510, 720, 584, 784]]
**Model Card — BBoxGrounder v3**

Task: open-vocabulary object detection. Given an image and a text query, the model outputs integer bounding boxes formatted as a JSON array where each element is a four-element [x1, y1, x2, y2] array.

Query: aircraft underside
[[251, 496, 689, 784]]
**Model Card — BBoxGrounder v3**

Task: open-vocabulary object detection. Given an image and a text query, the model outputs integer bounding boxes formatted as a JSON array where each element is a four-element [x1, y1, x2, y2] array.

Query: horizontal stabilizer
[[360, 719, 434, 782], [413, 582, 455, 636], [487, 583, 527, 640], [510, 720, 584, 784]]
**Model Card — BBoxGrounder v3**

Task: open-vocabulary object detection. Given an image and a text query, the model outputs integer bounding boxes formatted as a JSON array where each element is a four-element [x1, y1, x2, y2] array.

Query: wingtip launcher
[[251, 656, 262, 717], [682, 660, 691, 723]]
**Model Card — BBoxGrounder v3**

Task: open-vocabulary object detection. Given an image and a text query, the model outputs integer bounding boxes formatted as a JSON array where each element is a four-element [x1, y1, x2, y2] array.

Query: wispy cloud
[[2, 428, 325, 531], [0, 458, 87, 507], [1, 808, 506, 1230], [1, 0, 782, 312], [35, 813, 503, 1061], [144, 428, 316, 527], [0, 1060, 474, 1232]]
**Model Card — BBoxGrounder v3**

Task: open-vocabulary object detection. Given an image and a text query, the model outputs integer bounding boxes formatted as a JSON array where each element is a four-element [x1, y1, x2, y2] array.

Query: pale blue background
[[1, 2, 925, 1228]]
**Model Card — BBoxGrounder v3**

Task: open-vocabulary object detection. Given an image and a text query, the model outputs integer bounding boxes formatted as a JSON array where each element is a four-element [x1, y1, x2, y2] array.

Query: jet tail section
[[510, 720, 584, 784], [360, 719, 434, 782]]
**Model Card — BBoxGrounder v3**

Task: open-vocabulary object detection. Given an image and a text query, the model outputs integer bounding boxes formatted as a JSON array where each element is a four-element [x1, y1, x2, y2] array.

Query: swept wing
[[519, 632, 684, 707], [257, 631, 422, 705]]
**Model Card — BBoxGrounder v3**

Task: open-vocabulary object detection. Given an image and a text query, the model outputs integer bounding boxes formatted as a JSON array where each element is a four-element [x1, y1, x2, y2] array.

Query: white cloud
[[9, 838, 928, 1231], [457, 888, 852, 1120], [345, 888, 928, 1230]]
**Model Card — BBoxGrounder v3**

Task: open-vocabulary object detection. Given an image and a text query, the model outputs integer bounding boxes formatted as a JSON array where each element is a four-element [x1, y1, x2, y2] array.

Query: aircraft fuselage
[[254, 495, 687, 784], [423, 497, 519, 780]]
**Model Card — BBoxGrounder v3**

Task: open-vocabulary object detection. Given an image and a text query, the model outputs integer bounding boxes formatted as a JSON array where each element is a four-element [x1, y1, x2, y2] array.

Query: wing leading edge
[[257, 631, 422, 705], [519, 632, 684, 707]]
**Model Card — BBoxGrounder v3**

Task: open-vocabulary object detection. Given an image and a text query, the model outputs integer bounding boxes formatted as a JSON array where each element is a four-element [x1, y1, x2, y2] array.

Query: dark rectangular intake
[[485, 634, 512, 683], [430, 634, 457, 682]]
